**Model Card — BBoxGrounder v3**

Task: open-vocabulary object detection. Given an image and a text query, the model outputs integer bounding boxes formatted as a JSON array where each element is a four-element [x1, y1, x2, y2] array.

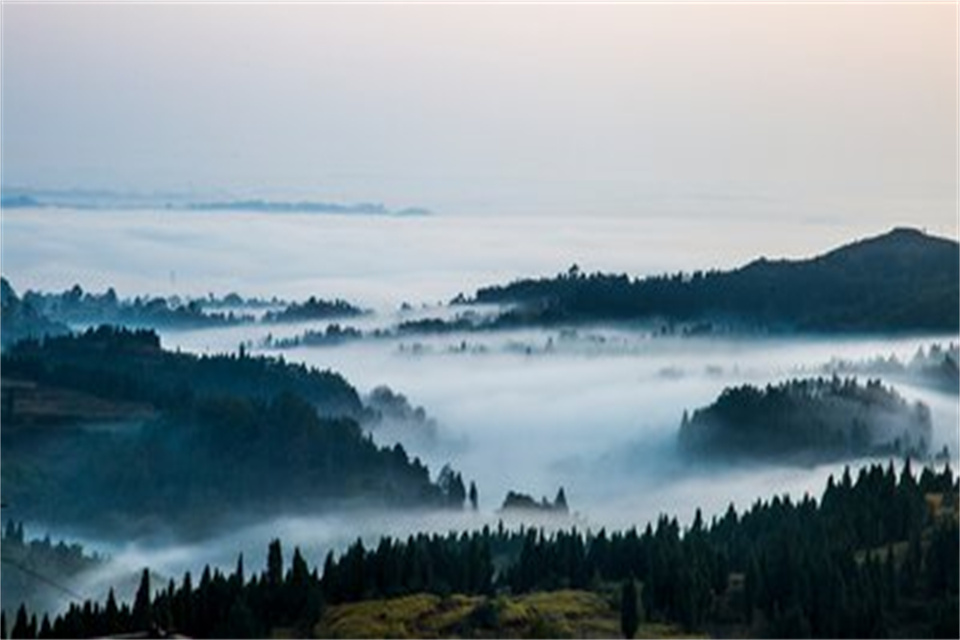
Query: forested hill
[[678, 377, 934, 463], [469, 228, 959, 332], [2, 326, 362, 418], [0, 327, 471, 533]]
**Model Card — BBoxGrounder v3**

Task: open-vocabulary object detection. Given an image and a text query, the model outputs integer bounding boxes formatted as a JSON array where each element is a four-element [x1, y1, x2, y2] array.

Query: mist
[[3, 208, 958, 621]]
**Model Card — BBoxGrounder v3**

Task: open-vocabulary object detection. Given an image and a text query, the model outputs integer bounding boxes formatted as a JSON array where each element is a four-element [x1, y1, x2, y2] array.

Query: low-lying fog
[[3, 208, 957, 615], [24, 327, 958, 617]]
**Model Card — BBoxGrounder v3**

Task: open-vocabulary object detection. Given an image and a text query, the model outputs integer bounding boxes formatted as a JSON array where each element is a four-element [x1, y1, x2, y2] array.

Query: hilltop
[[465, 228, 959, 333]]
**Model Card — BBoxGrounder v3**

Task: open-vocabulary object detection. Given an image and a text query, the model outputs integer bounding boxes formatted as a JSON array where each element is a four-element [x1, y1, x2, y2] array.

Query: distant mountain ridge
[[470, 228, 959, 333], [0, 187, 433, 216]]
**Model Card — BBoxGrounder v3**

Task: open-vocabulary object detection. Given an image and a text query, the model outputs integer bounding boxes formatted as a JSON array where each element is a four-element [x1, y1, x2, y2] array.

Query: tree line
[[3, 460, 956, 638], [467, 228, 959, 333]]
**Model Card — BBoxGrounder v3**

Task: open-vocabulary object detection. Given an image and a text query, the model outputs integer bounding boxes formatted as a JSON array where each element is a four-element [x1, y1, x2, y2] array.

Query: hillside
[[0, 327, 471, 534], [468, 228, 959, 332], [677, 377, 933, 463]]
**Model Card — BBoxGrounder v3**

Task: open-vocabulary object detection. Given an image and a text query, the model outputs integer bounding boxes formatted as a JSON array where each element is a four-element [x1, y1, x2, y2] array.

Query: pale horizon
[[2, 2, 957, 238]]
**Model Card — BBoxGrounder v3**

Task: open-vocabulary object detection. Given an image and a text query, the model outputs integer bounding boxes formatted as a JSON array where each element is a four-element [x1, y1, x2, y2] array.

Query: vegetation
[[2, 325, 363, 418], [679, 377, 933, 463], [363, 385, 440, 445], [823, 343, 959, 395], [464, 228, 959, 333], [0, 279, 69, 349], [6, 461, 953, 638], [18, 282, 253, 330], [0, 522, 103, 617], [262, 297, 365, 323], [265, 324, 364, 348], [620, 578, 639, 639], [1, 327, 471, 533], [501, 488, 570, 514]]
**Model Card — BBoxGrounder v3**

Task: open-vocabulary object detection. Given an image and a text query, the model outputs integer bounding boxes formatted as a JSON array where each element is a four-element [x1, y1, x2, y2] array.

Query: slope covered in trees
[[0, 327, 470, 534], [467, 228, 959, 333], [3, 462, 956, 638], [0, 279, 69, 349], [678, 377, 933, 463], [17, 282, 252, 331], [2, 326, 363, 418]]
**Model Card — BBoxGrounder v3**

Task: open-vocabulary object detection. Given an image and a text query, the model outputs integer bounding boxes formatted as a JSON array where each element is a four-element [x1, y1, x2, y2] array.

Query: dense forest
[[464, 228, 960, 333], [0, 278, 372, 346], [678, 377, 934, 463], [823, 343, 959, 395], [3, 461, 956, 638], [262, 297, 365, 323], [0, 279, 69, 348], [16, 281, 252, 330], [2, 326, 362, 418], [1, 327, 472, 534]]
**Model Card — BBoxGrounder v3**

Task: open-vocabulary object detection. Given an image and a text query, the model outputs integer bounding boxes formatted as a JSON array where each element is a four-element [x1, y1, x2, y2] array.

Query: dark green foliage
[[500, 489, 569, 513], [1, 327, 461, 533], [679, 377, 932, 463], [9, 462, 958, 639], [468, 228, 960, 333], [620, 577, 639, 639], [10, 606, 27, 640], [131, 569, 153, 631], [469, 481, 479, 511], [3, 325, 363, 417], [0, 278, 69, 349], [262, 296, 364, 323], [18, 281, 252, 331]]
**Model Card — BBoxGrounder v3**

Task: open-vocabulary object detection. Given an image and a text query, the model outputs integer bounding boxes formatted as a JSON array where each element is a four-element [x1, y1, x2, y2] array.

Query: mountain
[[469, 228, 959, 333]]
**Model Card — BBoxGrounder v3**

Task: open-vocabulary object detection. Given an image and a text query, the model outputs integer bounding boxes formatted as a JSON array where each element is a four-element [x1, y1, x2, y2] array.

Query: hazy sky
[[2, 3, 956, 229]]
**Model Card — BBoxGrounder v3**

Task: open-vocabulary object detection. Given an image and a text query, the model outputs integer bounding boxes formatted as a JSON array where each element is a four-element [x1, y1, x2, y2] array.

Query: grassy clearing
[[314, 590, 696, 639]]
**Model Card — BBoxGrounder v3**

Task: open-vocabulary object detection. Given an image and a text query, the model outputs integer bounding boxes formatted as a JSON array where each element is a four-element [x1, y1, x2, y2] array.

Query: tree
[[555, 487, 569, 513], [267, 539, 284, 586], [621, 577, 640, 639], [469, 481, 479, 511], [11, 606, 28, 640], [131, 569, 153, 631]]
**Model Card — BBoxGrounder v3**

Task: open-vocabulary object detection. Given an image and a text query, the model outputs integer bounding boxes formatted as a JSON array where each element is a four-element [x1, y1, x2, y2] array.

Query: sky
[[1, 2, 957, 232]]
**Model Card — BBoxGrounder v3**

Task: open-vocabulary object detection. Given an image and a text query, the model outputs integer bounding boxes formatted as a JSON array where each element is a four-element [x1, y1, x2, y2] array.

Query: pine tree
[[132, 568, 153, 631], [620, 577, 639, 639], [104, 588, 120, 635], [2, 610, 7, 640], [11, 605, 28, 640]]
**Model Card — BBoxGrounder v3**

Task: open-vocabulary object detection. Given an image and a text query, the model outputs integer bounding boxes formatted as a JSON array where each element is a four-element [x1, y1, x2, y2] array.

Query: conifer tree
[[131, 568, 153, 631], [469, 481, 478, 511], [621, 577, 639, 639]]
